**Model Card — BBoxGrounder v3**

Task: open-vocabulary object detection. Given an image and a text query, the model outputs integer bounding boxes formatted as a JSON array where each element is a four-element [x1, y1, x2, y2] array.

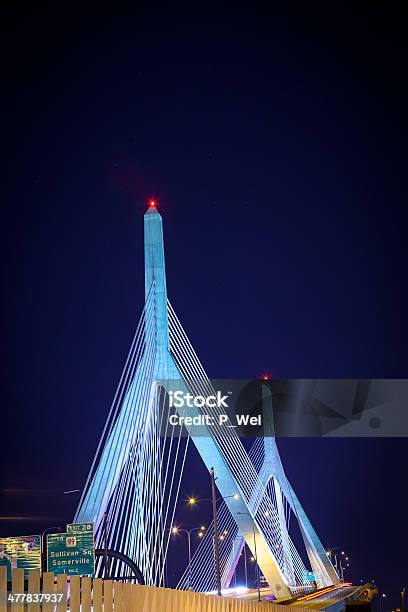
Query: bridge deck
[[223, 583, 370, 610]]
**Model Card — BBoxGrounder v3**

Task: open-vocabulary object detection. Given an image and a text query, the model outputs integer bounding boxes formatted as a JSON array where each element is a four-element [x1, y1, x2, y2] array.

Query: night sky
[[2, 4, 407, 609]]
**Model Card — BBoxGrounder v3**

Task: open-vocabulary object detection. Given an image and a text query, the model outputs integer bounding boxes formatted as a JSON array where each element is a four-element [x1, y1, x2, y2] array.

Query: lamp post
[[171, 526, 205, 590], [340, 551, 351, 582], [41, 526, 63, 571], [243, 541, 248, 588], [326, 546, 348, 581], [211, 467, 222, 597], [186, 470, 239, 597], [237, 512, 261, 602], [401, 587, 405, 612]]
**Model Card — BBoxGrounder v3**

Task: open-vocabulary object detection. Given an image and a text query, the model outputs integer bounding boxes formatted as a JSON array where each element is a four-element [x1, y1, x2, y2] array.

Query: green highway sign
[[67, 522, 94, 535], [47, 524, 94, 576], [0, 535, 41, 580]]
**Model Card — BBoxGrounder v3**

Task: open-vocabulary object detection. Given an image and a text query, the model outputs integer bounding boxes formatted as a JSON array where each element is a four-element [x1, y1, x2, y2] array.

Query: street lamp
[[41, 526, 63, 572], [401, 587, 405, 612], [326, 547, 343, 579], [242, 541, 248, 589], [332, 549, 350, 581], [237, 512, 261, 602], [171, 526, 205, 590], [211, 467, 222, 597], [187, 494, 240, 505], [185, 471, 240, 597]]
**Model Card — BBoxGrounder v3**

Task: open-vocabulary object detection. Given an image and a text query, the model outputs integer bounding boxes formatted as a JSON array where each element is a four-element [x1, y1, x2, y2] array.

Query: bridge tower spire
[[75, 201, 338, 594], [144, 203, 169, 350]]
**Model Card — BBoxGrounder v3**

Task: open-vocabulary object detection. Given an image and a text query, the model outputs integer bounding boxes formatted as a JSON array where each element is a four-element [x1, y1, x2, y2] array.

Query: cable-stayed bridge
[[75, 202, 339, 598]]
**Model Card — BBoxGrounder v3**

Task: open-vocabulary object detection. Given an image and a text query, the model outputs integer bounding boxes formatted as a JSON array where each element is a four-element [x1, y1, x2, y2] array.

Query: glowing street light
[[181, 470, 240, 596], [186, 494, 239, 506], [329, 549, 350, 581], [170, 525, 206, 590], [183, 484, 240, 597]]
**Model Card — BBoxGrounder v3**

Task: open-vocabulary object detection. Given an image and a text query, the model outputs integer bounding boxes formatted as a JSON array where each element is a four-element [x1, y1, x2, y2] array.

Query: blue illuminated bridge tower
[[75, 202, 338, 596]]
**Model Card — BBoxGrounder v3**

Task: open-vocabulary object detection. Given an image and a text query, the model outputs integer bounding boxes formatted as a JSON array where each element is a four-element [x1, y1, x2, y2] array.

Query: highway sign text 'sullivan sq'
[[47, 523, 94, 576]]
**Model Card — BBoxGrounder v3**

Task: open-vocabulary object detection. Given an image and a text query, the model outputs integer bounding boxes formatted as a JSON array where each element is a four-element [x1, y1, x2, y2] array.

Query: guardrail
[[0, 567, 313, 610]]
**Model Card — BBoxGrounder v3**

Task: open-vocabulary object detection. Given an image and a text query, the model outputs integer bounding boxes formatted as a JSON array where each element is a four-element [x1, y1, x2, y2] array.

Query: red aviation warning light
[[262, 373, 271, 381], [149, 199, 156, 208]]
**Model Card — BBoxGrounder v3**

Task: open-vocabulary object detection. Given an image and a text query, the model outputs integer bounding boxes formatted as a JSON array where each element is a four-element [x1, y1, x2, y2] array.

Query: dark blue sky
[[2, 4, 407, 608]]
